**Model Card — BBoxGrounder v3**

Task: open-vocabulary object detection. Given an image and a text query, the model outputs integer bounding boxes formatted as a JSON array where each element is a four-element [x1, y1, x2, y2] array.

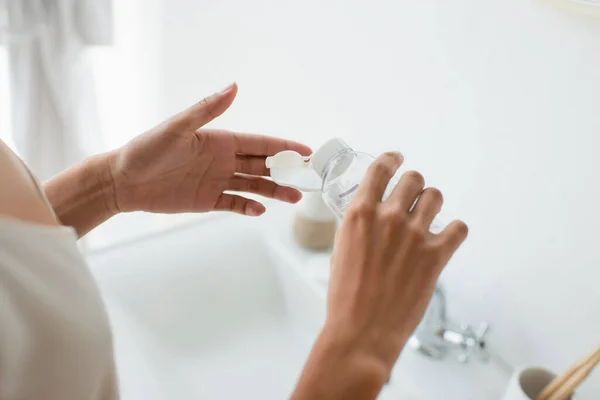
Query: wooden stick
[[535, 344, 600, 400], [546, 351, 600, 400]]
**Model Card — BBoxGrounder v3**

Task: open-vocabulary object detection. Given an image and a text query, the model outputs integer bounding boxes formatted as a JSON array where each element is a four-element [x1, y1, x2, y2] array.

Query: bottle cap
[[310, 138, 352, 177], [265, 150, 322, 191], [265, 138, 353, 192]]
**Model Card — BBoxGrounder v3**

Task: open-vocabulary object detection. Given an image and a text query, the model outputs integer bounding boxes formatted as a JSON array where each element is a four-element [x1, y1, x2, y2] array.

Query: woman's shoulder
[[0, 140, 59, 226]]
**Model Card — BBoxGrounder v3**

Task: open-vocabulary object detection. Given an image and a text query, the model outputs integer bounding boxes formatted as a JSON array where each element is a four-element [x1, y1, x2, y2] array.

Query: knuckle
[[371, 160, 393, 177], [231, 196, 242, 212], [403, 170, 425, 186], [423, 242, 440, 255], [261, 135, 269, 151], [270, 182, 278, 198], [198, 97, 210, 108], [347, 201, 375, 220], [198, 97, 216, 119], [248, 178, 261, 192], [407, 220, 426, 240], [228, 195, 237, 210], [380, 206, 403, 224]]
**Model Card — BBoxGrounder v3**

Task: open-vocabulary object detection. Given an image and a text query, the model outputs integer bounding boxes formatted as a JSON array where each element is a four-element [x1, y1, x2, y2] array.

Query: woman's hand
[[292, 153, 468, 400], [326, 153, 467, 367], [109, 83, 311, 216], [45, 83, 310, 237]]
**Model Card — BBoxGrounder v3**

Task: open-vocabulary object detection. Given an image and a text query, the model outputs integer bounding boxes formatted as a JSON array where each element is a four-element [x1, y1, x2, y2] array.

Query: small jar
[[292, 192, 337, 250]]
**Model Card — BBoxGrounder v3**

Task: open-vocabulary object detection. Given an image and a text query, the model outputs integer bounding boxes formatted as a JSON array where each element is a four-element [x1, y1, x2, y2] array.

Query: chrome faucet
[[408, 285, 513, 375]]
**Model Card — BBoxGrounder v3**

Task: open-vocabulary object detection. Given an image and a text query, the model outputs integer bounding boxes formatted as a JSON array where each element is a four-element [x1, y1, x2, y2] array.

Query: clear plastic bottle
[[266, 138, 443, 232], [310, 139, 394, 219]]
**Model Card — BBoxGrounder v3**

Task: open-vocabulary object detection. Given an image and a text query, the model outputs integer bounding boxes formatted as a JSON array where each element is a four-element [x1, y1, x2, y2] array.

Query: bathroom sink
[[86, 206, 504, 399], [87, 214, 314, 399]]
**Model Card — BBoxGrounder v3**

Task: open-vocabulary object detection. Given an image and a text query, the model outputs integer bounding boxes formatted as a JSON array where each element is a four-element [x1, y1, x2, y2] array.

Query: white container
[[292, 192, 336, 250], [501, 367, 574, 400], [311, 138, 394, 219]]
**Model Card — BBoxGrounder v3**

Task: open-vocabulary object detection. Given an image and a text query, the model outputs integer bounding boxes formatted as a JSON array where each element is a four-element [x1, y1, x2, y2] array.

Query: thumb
[[172, 83, 238, 130]]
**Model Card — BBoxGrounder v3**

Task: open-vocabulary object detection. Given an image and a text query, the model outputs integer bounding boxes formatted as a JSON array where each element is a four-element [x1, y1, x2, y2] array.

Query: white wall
[[154, 0, 600, 396], [89, 0, 162, 151]]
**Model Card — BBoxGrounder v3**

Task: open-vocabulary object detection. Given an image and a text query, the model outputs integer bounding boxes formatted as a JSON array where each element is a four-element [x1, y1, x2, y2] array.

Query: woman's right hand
[[326, 151, 468, 367], [292, 152, 468, 399]]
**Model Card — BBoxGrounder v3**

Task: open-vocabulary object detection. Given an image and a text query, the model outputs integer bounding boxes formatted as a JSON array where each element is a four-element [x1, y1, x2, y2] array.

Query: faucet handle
[[434, 320, 491, 363], [456, 322, 490, 363]]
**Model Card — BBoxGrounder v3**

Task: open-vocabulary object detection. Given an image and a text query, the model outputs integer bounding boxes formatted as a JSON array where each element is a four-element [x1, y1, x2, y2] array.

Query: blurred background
[[1, 0, 599, 396]]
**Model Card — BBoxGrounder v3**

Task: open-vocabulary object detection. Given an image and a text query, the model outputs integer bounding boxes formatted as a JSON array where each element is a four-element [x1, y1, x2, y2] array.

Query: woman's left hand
[[108, 83, 311, 216]]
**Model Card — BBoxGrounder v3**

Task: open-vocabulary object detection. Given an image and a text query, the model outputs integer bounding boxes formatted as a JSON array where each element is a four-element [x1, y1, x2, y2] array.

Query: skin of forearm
[[291, 324, 391, 400], [44, 151, 119, 237]]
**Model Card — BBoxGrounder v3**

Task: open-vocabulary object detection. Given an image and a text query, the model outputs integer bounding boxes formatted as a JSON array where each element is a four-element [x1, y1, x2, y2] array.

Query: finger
[[214, 193, 266, 216], [435, 220, 469, 259], [233, 133, 312, 156], [228, 175, 302, 203], [411, 187, 443, 228], [387, 170, 425, 211], [355, 152, 404, 204], [170, 83, 238, 131], [235, 155, 270, 176]]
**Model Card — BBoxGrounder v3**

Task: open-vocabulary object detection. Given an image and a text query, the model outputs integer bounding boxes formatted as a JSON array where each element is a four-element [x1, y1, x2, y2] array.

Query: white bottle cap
[[310, 138, 352, 177], [265, 138, 353, 191], [265, 150, 322, 191]]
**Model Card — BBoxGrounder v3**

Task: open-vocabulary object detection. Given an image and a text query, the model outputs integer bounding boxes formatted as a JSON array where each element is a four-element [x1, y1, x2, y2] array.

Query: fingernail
[[247, 203, 264, 216], [219, 82, 236, 96]]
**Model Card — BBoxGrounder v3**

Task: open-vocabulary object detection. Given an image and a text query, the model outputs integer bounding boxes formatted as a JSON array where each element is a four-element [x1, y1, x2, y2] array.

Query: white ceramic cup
[[501, 367, 574, 400]]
